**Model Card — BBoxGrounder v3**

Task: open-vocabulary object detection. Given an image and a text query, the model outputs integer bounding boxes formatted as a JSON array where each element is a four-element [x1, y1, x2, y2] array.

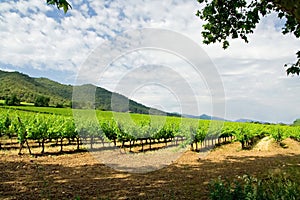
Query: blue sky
[[0, 0, 299, 123]]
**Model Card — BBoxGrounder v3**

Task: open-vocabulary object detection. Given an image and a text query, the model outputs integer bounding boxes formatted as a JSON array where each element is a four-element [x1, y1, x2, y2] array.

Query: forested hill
[[0, 70, 70, 106], [0, 70, 173, 116]]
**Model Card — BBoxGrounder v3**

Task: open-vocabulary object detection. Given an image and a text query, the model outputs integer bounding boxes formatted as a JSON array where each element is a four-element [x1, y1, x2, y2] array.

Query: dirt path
[[253, 136, 273, 151], [1, 138, 300, 200]]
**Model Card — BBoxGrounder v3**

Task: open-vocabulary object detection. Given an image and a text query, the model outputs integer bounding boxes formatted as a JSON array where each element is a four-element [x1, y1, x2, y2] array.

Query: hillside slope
[[0, 70, 168, 115], [0, 70, 70, 106]]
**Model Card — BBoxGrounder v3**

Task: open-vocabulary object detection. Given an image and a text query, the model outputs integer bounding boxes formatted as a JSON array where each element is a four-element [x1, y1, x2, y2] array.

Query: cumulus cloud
[[0, 0, 299, 123]]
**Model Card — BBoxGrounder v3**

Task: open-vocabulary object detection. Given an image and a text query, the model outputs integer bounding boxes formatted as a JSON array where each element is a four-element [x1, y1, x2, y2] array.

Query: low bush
[[209, 174, 299, 200]]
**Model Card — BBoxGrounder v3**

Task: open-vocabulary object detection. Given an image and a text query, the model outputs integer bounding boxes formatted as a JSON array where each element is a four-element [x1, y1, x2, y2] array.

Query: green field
[[1, 106, 73, 116], [1, 105, 299, 154]]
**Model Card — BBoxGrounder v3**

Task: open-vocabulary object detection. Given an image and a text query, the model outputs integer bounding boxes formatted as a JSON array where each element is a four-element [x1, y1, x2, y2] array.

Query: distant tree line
[[1, 94, 50, 107], [4, 94, 20, 106], [34, 95, 50, 107], [293, 119, 300, 126]]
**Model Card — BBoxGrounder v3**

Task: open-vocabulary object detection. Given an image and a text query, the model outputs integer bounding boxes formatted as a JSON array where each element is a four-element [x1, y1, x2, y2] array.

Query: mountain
[[198, 114, 229, 121], [235, 118, 274, 124], [182, 113, 229, 121], [183, 114, 272, 123], [0, 70, 174, 116], [235, 118, 254, 123]]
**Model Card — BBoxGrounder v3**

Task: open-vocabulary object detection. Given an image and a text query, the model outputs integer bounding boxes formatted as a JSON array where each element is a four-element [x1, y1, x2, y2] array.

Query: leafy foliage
[[209, 174, 300, 200], [34, 95, 50, 107], [293, 118, 300, 126], [4, 94, 20, 106], [271, 125, 286, 143], [289, 126, 300, 141], [196, 0, 300, 75], [101, 120, 118, 145], [1, 107, 300, 154], [46, 0, 72, 13], [0, 113, 11, 148]]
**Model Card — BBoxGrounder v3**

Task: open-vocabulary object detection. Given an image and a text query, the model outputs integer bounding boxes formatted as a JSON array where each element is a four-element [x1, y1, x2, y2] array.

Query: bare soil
[[1, 138, 300, 200]]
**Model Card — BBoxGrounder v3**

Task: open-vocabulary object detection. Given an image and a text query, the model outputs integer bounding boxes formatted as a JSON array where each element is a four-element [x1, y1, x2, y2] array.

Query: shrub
[[4, 94, 20, 106], [34, 95, 50, 107], [209, 174, 299, 200]]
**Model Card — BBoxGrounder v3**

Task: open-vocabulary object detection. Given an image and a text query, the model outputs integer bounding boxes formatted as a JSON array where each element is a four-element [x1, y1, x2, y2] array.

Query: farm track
[[1, 138, 300, 200]]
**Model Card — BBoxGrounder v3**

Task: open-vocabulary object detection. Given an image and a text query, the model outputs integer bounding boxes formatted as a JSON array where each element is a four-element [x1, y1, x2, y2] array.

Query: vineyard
[[1, 106, 300, 200], [0, 107, 300, 155]]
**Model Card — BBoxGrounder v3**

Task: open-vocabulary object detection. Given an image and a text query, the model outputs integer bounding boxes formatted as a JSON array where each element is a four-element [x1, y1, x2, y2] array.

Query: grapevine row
[[0, 110, 299, 154]]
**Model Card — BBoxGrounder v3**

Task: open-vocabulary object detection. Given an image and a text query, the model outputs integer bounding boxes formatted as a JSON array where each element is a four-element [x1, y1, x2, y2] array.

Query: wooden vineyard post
[[140, 139, 144, 152], [76, 136, 80, 150], [129, 140, 132, 152], [17, 117, 31, 155]]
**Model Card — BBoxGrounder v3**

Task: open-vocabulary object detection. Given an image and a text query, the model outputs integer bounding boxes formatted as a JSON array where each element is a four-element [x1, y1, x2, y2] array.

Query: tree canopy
[[47, 0, 72, 13], [293, 119, 300, 126], [196, 0, 300, 75], [34, 95, 50, 107], [5, 94, 20, 106]]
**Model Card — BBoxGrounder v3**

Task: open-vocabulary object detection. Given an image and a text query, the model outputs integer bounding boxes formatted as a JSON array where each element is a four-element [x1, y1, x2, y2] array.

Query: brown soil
[[1, 138, 300, 200]]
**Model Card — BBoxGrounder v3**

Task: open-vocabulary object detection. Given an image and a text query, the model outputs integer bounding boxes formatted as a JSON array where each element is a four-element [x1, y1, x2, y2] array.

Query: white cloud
[[0, 0, 299, 123]]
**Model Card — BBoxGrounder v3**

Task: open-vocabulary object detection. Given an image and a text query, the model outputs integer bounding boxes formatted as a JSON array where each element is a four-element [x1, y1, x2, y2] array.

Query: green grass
[[0, 101, 34, 106], [0, 106, 73, 116], [20, 102, 34, 106]]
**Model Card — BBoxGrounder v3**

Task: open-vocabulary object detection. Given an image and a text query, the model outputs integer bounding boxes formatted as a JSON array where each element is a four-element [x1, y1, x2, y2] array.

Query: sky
[[0, 0, 299, 123]]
